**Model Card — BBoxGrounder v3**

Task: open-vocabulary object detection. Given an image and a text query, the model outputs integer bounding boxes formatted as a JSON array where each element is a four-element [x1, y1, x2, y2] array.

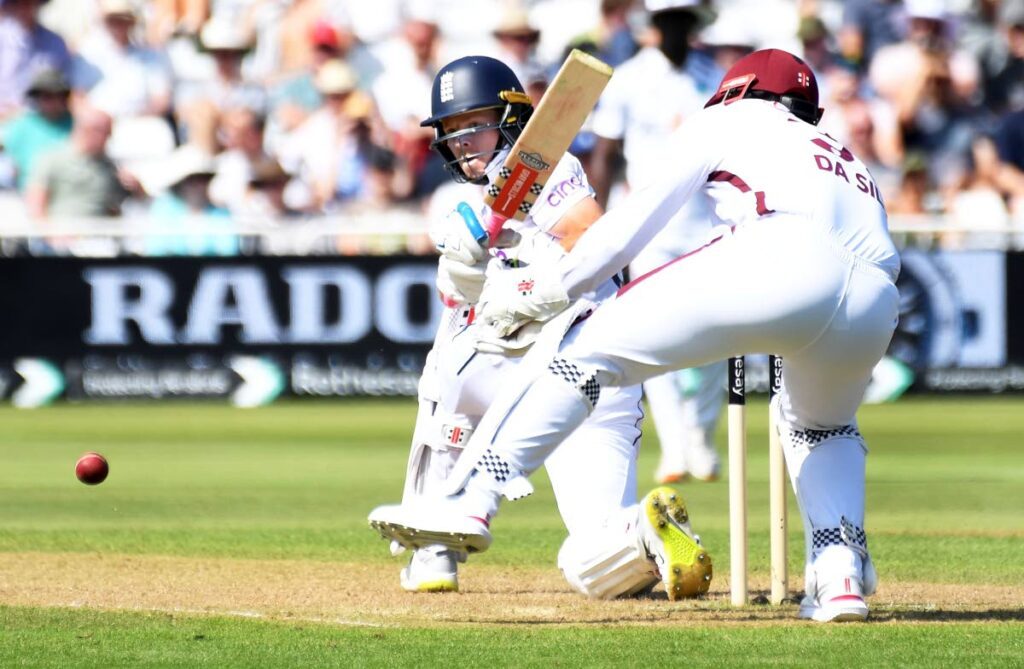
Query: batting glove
[[477, 266, 571, 338], [474, 320, 543, 357], [430, 202, 520, 266], [437, 255, 487, 305]]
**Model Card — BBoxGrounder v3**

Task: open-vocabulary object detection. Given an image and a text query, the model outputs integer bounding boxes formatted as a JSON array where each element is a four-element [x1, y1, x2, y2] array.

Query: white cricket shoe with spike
[[369, 503, 492, 554], [798, 576, 869, 622], [798, 546, 877, 622], [400, 545, 464, 593], [639, 486, 713, 599]]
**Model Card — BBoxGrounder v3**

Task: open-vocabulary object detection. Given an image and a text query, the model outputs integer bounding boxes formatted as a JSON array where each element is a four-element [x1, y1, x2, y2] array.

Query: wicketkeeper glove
[[477, 266, 571, 339]]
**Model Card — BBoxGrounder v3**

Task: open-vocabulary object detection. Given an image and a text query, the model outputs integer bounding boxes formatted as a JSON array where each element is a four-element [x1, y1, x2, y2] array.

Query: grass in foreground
[[1, 397, 1023, 666], [2, 606, 1024, 669]]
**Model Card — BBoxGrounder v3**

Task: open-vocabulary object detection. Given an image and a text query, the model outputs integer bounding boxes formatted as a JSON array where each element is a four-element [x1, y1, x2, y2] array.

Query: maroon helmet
[[704, 48, 824, 125]]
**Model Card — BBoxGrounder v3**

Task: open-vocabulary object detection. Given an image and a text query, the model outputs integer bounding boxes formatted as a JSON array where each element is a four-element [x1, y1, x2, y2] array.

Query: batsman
[[372, 49, 900, 623], [383, 53, 713, 601]]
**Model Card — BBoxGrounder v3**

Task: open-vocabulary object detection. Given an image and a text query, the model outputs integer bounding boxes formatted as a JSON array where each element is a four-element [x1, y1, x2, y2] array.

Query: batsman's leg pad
[[557, 507, 659, 600]]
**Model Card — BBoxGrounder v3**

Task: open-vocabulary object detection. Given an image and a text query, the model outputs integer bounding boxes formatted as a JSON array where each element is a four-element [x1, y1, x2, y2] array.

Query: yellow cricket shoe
[[642, 486, 713, 599]]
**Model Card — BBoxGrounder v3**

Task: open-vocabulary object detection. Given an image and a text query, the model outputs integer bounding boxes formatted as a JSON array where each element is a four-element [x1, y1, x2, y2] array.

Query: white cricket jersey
[[490, 152, 595, 269], [591, 46, 711, 256], [592, 47, 705, 188], [561, 99, 901, 297]]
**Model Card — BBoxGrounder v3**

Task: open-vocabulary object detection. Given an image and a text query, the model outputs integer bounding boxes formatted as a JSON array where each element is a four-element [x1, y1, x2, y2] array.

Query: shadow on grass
[[875, 608, 1024, 622]]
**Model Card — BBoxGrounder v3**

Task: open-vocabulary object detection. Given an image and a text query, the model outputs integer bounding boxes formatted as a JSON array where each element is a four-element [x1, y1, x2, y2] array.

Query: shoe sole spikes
[[369, 518, 492, 554], [645, 486, 713, 600]]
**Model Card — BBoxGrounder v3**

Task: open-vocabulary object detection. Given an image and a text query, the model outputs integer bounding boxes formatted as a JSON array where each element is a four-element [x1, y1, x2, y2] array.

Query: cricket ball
[[75, 452, 109, 485]]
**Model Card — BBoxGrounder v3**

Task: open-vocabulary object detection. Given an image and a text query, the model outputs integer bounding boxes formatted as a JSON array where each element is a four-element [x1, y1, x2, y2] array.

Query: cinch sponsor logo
[[546, 175, 584, 207], [494, 164, 537, 218], [518, 150, 549, 171]]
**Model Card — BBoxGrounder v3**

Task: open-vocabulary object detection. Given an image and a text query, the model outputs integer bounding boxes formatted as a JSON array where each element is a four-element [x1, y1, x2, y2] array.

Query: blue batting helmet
[[421, 55, 533, 184]]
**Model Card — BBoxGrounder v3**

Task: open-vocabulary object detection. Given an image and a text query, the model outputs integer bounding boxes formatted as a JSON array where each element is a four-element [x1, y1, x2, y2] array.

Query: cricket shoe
[[369, 502, 492, 554], [798, 576, 869, 622], [640, 486, 712, 599], [798, 547, 877, 622], [400, 545, 464, 593]]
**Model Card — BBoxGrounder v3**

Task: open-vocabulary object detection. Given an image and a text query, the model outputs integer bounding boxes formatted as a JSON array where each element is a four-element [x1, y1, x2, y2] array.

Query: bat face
[[489, 162, 546, 220], [484, 49, 613, 225]]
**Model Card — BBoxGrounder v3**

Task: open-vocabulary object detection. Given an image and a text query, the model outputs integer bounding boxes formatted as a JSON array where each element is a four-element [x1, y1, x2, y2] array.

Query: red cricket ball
[[75, 452, 109, 485]]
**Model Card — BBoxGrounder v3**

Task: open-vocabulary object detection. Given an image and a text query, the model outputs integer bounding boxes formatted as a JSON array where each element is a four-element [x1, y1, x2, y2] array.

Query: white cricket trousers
[[572, 216, 899, 429], [480, 216, 899, 481]]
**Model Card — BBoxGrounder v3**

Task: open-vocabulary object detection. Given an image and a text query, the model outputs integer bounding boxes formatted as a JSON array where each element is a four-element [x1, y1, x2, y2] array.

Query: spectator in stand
[[819, 62, 903, 192], [277, 58, 398, 212], [0, 69, 72, 192], [838, 0, 908, 71], [489, 2, 544, 87], [991, 105, 1024, 216], [239, 156, 322, 255], [869, 1, 989, 196], [370, 1, 442, 198], [71, 0, 178, 177], [886, 152, 938, 216], [145, 143, 237, 256], [565, 0, 639, 70], [209, 107, 271, 213], [72, 0, 175, 121], [983, 0, 1024, 114], [239, 156, 298, 218], [266, 18, 346, 141], [147, 0, 209, 46], [698, 4, 759, 73], [274, 0, 331, 76], [24, 105, 137, 220], [175, 16, 267, 152], [798, 15, 838, 83], [0, 0, 72, 120], [944, 135, 1013, 249]]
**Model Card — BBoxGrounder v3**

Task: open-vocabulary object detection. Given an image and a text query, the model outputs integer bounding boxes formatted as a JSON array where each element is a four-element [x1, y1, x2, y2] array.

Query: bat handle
[[486, 213, 507, 246]]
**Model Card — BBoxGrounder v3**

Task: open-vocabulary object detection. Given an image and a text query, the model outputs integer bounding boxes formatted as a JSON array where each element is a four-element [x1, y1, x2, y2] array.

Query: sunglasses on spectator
[[497, 33, 539, 44]]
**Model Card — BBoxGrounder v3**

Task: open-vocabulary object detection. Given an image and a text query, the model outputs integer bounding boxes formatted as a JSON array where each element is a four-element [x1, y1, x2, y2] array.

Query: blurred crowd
[[1, 0, 1023, 255]]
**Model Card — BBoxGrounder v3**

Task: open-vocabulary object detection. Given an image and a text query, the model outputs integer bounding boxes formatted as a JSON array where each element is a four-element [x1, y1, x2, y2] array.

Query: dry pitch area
[[3, 552, 1021, 627]]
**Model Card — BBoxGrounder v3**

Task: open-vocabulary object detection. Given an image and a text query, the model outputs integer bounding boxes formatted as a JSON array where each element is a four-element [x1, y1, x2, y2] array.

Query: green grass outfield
[[2, 396, 1023, 667]]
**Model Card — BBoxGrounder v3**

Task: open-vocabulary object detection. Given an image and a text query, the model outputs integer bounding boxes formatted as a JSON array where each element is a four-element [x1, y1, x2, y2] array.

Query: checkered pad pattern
[[478, 449, 513, 482], [788, 424, 862, 448], [813, 516, 868, 553], [548, 358, 601, 408]]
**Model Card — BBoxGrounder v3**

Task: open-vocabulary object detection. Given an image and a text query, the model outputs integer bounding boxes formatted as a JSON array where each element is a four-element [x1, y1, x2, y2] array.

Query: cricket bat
[[483, 49, 613, 239]]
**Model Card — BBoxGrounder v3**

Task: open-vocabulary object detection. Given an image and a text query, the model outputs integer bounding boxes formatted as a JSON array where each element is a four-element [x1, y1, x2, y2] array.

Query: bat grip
[[485, 213, 507, 247]]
